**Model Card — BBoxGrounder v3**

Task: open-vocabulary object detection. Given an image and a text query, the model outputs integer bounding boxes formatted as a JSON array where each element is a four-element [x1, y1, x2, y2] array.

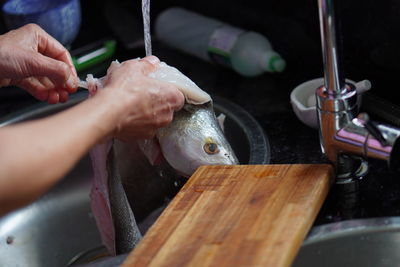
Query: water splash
[[142, 0, 152, 56]]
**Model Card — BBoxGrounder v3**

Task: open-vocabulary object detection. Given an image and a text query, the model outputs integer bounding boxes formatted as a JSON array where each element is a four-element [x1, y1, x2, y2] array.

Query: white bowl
[[290, 78, 370, 129]]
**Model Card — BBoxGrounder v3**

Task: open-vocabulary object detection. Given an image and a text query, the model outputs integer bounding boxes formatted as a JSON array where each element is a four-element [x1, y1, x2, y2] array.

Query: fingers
[[140, 56, 184, 110], [34, 24, 77, 78], [138, 56, 160, 74], [121, 56, 159, 75], [58, 89, 69, 103], [140, 55, 160, 66], [20, 24, 77, 91], [15, 77, 69, 104], [0, 78, 11, 88], [157, 82, 185, 111], [127, 60, 156, 75], [41, 89, 68, 104], [22, 50, 77, 90], [47, 90, 59, 104], [26, 88, 49, 102], [0, 23, 77, 101], [171, 89, 185, 111], [105, 58, 159, 90]]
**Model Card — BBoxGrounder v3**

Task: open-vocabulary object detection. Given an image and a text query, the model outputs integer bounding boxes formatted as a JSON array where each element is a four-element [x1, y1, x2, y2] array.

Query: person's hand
[[99, 56, 185, 141], [0, 24, 78, 104]]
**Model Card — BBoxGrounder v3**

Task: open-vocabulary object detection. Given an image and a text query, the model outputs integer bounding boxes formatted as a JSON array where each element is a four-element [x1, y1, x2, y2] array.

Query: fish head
[[156, 102, 239, 177]]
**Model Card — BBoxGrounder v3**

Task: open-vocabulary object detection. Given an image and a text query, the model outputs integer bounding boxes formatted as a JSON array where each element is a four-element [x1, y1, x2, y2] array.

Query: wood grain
[[123, 164, 333, 267]]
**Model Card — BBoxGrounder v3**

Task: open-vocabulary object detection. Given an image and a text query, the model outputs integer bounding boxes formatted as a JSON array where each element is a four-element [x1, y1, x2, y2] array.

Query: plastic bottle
[[155, 7, 286, 77]]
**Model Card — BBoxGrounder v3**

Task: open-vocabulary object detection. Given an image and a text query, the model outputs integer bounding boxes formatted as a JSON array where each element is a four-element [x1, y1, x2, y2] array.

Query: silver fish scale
[[158, 103, 222, 139]]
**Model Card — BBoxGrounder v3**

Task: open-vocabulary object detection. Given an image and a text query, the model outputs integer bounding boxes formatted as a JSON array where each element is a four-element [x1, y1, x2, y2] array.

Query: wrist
[[90, 87, 136, 139]]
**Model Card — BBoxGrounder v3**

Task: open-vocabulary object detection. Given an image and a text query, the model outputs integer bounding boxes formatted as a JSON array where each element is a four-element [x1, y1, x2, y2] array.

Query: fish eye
[[204, 142, 219, 154]]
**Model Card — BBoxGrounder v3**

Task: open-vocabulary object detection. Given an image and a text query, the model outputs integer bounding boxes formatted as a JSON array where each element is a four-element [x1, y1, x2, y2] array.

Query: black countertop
[[2, 0, 400, 227]]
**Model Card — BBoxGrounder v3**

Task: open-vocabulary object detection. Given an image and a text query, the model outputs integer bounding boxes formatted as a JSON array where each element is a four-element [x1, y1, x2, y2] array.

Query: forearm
[[0, 89, 122, 215]]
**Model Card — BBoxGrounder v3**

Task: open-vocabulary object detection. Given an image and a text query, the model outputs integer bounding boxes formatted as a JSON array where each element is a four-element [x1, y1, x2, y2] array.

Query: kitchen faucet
[[316, 0, 400, 185]]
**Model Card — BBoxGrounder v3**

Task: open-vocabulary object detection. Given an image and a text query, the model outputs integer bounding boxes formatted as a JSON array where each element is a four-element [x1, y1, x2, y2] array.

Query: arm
[[0, 57, 184, 216], [0, 90, 117, 214]]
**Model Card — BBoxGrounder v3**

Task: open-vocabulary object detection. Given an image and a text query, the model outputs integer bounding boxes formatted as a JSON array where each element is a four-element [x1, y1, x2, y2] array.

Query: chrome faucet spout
[[317, 0, 345, 95], [317, 0, 400, 181]]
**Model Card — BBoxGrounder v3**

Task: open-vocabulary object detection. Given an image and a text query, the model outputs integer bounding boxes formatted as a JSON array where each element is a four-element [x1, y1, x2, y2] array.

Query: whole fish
[[87, 60, 238, 257]]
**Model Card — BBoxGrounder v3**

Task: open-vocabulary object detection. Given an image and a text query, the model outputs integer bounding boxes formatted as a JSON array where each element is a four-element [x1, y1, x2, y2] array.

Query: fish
[[86, 59, 239, 257]]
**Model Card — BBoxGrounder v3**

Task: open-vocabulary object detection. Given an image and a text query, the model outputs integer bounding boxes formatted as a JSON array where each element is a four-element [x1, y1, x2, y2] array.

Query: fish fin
[[137, 138, 165, 165], [89, 141, 116, 255], [217, 113, 226, 133]]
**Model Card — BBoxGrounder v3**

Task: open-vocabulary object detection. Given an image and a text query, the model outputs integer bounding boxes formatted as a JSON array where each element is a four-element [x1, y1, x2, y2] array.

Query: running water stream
[[142, 0, 152, 56], [78, 1, 152, 87]]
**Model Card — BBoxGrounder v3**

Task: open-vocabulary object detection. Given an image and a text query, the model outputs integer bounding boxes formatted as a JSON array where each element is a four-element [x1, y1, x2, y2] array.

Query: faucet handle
[[355, 113, 389, 146]]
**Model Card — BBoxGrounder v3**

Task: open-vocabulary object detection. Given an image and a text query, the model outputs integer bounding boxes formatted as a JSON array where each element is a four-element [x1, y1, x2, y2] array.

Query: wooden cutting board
[[123, 164, 333, 267]]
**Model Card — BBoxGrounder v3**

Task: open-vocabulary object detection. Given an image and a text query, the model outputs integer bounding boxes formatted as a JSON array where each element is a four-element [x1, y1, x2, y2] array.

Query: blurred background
[[1, 0, 399, 103]]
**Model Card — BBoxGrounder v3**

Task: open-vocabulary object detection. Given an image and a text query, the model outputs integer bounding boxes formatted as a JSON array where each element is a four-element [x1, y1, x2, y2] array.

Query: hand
[[99, 56, 185, 140], [0, 24, 78, 104]]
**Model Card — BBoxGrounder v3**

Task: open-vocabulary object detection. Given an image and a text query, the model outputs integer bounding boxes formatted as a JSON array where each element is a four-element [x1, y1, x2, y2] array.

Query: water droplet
[[6, 236, 14, 245]]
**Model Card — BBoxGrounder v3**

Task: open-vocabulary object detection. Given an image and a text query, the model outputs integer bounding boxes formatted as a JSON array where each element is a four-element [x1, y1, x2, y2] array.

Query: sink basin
[[293, 217, 400, 267], [0, 91, 270, 267]]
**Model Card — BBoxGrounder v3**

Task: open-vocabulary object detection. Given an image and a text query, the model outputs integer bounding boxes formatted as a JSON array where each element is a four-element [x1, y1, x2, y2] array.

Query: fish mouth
[[219, 149, 239, 165], [230, 155, 240, 165]]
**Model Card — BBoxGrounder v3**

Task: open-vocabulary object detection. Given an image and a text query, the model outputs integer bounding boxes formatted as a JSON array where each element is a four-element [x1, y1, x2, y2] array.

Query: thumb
[[22, 52, 77, 88]]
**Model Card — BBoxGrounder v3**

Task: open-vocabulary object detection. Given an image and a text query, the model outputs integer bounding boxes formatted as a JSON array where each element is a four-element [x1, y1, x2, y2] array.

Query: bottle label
[[208, 25, 244, 67]]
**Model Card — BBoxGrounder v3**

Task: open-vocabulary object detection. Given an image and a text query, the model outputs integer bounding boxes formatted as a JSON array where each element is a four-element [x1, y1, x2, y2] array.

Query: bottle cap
[[262, 51, 286, 73], [269, 57, 286, 72]]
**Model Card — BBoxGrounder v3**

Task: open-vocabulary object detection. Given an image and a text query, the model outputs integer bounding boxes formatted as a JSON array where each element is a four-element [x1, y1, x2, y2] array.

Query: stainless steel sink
[[0, 91, 270, 267], [293, 217, 400, 267]]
